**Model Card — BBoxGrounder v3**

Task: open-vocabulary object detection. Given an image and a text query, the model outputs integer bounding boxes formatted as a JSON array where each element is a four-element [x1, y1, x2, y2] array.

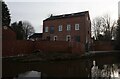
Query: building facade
[[29, 33, 43, 41], [2, 26, 16, 40], [42, 11, 91, 52], [42, 11, 91, 49]]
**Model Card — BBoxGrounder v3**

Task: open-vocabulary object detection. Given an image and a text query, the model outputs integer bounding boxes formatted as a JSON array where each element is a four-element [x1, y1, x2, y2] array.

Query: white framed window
[[75, 24, 80, 30], [66, 35, 71, 41], [45, 27, 48, 32], [54, 36, 57, 41], [58, 25, 62, 31], [67, 24, 71, 31]]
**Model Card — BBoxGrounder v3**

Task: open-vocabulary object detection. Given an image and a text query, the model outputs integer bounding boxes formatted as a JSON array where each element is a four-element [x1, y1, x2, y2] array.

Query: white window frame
[[45, 27, 48, 32], [66, 35, 71, 41], [54, 36, 57, 41], [75, 24, 80, 30], [67, 24, 71, 31], [58, 25, 62, 31]]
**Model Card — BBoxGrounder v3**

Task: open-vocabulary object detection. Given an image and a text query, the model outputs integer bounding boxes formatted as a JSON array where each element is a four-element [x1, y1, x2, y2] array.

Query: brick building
[[42, 11, 91, 52], [29, 33, 43, 41], [2, 26, 16, 40]]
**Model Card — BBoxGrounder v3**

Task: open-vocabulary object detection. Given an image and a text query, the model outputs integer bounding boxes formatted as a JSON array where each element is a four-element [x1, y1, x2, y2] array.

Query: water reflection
[[91, 61, 120, 79], [14, 70, 41, 79]]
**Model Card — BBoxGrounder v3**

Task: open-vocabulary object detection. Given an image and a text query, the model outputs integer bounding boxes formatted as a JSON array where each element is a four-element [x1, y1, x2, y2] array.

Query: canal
[[2, 51, 120, 78]]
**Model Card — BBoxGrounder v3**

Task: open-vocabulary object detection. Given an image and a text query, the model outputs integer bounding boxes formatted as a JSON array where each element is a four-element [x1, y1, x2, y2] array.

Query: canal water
[[2, 52, 120, 79], [3, 58, 92, 78], [91, 61, 120, 79], [12, 61, 120, 79], [14, 71, 41, 79]]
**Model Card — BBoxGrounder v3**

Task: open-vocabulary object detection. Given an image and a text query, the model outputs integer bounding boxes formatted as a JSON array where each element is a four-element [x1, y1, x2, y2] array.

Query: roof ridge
[[44, 11, 89, 21], [53, 11, 88, 17]]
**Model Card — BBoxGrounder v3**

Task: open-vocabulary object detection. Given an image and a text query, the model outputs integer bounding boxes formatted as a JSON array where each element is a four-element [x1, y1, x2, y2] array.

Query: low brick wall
[[3, 40, 115, 57], [93, 41, 113, 51], [34, 41, 71, 53], [72, 42, 85, 54], [2, 40, 33, 57], [34, 41, 85, 54], [3, 40, 85, 57]]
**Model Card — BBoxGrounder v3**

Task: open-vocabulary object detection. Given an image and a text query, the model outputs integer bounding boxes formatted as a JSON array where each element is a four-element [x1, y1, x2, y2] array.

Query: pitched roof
[[3, 26, 15, 32], [29, 33, 43, 39], [44, 11, 89, 21]]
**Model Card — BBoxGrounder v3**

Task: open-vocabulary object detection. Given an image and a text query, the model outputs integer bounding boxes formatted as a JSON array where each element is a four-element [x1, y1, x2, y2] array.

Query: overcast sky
[[5, 0, 120, 33]]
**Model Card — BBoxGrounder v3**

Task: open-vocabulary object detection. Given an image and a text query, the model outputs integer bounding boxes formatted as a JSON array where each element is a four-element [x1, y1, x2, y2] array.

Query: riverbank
[[3, 51, 120, 62], [3, 52, 83, 62]]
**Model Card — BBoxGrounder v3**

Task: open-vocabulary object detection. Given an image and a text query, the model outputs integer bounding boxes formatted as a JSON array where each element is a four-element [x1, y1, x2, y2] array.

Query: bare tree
[[92, 16, 104, 40], [92, 15, 116, 40], [22, 21, 35, 39], [101, 15, 116, 40], [11, 21, 35, 40]]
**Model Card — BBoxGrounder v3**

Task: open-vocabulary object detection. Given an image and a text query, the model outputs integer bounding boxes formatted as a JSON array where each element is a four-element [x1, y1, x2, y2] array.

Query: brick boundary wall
[[33, 41, 70, 53], [2, 40, 85, 57], [93, 41, 113, 51], [2, 40, 33, 56], [2, 40, 114, 57]]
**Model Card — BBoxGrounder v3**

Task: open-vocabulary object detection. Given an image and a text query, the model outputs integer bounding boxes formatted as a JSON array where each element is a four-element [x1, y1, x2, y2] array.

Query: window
[[66, 35, 71, 41], [75, 36, 80, 42], [67, 24, 71, 31], [50, 26, 54, 34], [54, 36, 57, 41], [45, 27, 48, 32], [58, 25, 62, 31], [75, 24, 80, 30]]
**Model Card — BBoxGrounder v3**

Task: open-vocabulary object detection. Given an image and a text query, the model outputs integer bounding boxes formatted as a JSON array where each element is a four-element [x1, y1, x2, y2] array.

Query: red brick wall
[[85, 13, 91, 44], [34, 41, 70, 53], [43, 13, 91, 44], [2, 40, 33, 57], [3, 40, 85, 57], [33, 41, 85, 54], [2, 26, 16, 40], [3, 40, 114, 57], [42, 12, 91, 54], [43, 16, 86, 42], [71, 42, 85, 54], [93, 41, 113, 51]]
